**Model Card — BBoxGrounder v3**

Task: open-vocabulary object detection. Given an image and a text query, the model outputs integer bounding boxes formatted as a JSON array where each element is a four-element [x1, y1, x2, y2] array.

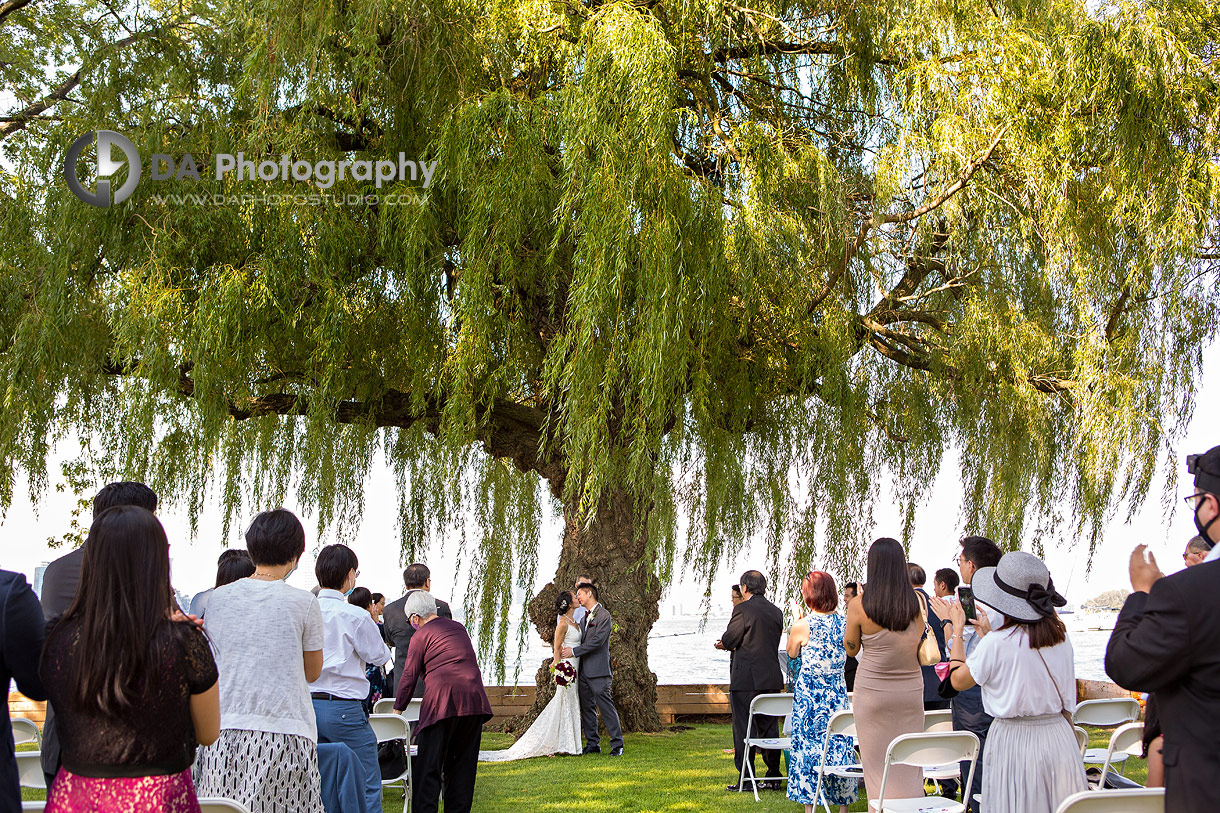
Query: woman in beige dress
[[844, 537, 926, 802]]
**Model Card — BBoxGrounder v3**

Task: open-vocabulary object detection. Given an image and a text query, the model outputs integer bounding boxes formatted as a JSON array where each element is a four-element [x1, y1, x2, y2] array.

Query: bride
[[479, 591, 583, 761]]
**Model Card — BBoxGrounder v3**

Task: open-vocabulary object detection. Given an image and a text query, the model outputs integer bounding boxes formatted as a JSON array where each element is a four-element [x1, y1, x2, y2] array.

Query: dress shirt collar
[[318, 588, 347, 601], [1205, 544, 1220, 563]]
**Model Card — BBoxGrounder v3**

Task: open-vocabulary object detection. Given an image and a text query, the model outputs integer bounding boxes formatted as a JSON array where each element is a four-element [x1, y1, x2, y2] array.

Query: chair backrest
[[372, 698, 397, 715], [826, 710, 857, 739], [923, 709, 954, 732], [1074, 725, 1089, 756], [369, 713, 411, 743], [877, 732, 979, 809], [15, 752, 45, 789], [747, 693, 794, 719], [1053, 788, 1165, 813], [1101, 722, 1146, 775], [403, 698, 422, 723], [198, 800, 255, 813], [11, 718, 41, 747], [1072, 698, 1140, 727], [21, 802, 46, 812]]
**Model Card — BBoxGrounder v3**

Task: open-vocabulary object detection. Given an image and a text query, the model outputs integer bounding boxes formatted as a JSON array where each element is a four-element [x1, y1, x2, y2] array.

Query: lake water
[[487, 612, 1119, 686]]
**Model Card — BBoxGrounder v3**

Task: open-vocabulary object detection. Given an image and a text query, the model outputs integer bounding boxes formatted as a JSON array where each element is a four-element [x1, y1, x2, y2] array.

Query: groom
[[561, 582, 625, 756]]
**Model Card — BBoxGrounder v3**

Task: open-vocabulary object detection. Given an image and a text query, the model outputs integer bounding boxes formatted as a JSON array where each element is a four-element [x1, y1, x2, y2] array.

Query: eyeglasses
[[1184, 494, 1204, 508]]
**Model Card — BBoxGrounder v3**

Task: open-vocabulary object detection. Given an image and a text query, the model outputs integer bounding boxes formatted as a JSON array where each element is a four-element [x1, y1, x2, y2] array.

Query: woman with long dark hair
[[843, 537, 925, 802], [39, 506, 219, 813]]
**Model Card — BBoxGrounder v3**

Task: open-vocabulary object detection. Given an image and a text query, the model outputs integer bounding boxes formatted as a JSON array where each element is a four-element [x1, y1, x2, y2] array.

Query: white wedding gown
[[479, 617, 583, 761]]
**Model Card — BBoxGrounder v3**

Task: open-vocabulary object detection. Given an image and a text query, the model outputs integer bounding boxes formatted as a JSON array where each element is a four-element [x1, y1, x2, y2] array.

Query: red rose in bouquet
[[551, 660, 577, 687]]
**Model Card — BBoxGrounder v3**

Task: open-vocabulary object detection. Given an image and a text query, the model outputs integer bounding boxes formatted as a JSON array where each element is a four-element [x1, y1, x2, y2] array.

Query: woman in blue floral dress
[[786, 571, 857, 813]]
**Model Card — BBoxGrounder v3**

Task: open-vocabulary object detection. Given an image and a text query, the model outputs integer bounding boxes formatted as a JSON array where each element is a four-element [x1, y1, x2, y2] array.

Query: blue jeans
[[312, 698, 382, 813]]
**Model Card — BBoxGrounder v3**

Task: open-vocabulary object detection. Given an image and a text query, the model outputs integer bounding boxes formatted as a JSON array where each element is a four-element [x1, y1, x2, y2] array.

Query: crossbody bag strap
[[1036, 647, 1075, 728]]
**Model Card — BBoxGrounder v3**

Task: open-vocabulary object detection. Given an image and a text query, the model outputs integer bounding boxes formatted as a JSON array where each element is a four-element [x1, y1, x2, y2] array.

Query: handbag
[[916, 595, 942, 667], [378, 739, 407, 780]]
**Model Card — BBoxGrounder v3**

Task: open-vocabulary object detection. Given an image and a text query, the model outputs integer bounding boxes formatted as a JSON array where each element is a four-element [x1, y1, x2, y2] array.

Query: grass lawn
[[20, 723, 1149, 812]]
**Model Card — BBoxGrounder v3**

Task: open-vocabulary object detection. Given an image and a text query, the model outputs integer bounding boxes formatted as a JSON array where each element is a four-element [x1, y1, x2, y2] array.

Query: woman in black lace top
[[39, 505, 220, 813]]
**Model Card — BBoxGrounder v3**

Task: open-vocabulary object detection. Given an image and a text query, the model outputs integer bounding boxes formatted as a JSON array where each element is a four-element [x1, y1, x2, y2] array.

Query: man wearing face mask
[[309, 544, 393, 813], [1106, 444, 1220, 813]]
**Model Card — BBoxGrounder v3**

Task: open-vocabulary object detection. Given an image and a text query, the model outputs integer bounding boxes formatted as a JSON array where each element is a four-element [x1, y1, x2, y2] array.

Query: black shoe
[[610, 747, 624, 756], [726, 783, 743, 792], [582, 746, 601, 755], [759, 779, 782, 791]]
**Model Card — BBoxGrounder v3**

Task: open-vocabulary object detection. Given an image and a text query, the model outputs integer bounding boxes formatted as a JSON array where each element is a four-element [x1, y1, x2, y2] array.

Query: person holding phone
[[928, 535, 1002, 813]]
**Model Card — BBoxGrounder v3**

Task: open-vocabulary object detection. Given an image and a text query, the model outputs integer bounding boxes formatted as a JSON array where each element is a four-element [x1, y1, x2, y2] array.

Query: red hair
[[801, 571, 838, 613]]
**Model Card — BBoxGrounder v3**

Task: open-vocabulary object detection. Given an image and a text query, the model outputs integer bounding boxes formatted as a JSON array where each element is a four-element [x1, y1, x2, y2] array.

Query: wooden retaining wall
[[9, 679, 1142, 730]]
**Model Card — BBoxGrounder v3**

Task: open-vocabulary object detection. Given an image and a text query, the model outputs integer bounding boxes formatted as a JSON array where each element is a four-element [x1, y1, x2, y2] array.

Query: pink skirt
[[46, 767, 202, 813]]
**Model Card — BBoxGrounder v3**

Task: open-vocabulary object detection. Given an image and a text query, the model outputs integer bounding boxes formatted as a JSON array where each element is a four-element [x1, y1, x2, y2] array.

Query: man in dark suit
[[383, 563, 452, 695], [563, 582, 624, 756], [716, 569, 783, 791], [1, 569, 45, 813], [38, 481, 158, 788], [1106, 445, 1220, 813]]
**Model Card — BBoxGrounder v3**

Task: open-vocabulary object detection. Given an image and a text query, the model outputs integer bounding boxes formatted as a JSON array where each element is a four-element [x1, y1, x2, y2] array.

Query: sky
[[1, 340, 1215, 621]]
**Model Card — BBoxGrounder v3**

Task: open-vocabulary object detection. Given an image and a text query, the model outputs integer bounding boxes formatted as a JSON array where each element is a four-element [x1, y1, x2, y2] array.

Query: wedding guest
[[786, 571, 856, 813], [194, 509, 325, 813], [841, 582, 859, 692], [1, 569, 45, 813], [39, 481, 159, 789], [730, 583, 744, 607], [717, 570, 784, 791], [909, 562, 949, 712], [394, 591, 492, 813], [348, 587, 392, 710], [383, 563, 452, 692], [1182, 533, 1213, 568], [844, 538, 923, 802], [946, 551, 1086, 812], [39, 506, 219, 813], [928, 535, 1003, 813], [934, 568, 959, 600], [310, 545, 393, 813], [369, 592, 386, 624], [189, 549, 254, 619], [1106, 445, 1220, 812]]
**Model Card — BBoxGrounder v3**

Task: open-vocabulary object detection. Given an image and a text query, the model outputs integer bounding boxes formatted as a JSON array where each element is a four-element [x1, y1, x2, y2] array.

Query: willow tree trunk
[[518, 487, 662, 734]]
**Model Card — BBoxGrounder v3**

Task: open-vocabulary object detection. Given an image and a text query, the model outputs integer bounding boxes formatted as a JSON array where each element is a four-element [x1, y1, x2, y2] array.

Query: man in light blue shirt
[[571, 573, 594, 625]]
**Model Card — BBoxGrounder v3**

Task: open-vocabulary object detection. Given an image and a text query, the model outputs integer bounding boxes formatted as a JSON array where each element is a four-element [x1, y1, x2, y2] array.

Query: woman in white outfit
[[479, 592, 582, 761], [945, 551, 1088, 813]]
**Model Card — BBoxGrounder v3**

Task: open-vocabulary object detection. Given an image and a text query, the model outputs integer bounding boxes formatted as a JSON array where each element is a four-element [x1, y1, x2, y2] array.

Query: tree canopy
[[3, 0, 1218, 727]]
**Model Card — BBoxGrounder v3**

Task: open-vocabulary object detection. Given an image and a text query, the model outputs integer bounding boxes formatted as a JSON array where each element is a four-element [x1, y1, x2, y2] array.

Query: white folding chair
[[1074, 699, 1140, 766], [813, 709, 863, 813], [21, 803, 46, 812], [11, 718, 41, 748], [15, 752, 45, 789], [737, 693, 793, 801], [869, 731, 979, 812], [1074, 725, 1089, 757], [1098, 722, 1145, 780], [921, 709, 961, 790], [198, 800, 254, 813], [372, 698, 397, 715], [1053, 787, 1165, 813], [370, 713, 413, 805]]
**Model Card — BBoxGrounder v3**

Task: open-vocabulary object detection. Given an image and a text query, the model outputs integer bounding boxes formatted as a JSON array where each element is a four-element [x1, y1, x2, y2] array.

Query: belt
[[311, 692, 359, 702]]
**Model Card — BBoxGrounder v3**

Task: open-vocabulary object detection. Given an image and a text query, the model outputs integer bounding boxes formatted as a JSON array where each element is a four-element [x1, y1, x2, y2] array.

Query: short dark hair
[[348, 586, 373, 609], [93, 482, 158, 518], [215, 552, 255, 587], [802, 571, 839, 613], [960, 535, 1002, 569], [245, 509, 306, 566], [403, 563, 430, 589], [843, 581, 859, 597], [576, 582, 599, 600], [740, 570, 767, 596], [934, 568, 960, 592], [315, 544, 358, 590], [217, 548, 249, 566], [729, 583, 742, 596], [907, 563, 926, 586], [370, 592, 385, 604]]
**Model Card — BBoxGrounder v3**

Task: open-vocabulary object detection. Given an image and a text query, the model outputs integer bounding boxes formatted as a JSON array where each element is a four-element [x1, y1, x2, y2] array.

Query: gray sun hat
[[971, 550, 1066, 623]]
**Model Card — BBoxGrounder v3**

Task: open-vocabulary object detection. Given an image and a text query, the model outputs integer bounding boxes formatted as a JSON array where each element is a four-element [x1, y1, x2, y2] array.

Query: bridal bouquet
[[551, 660, 577, 687]]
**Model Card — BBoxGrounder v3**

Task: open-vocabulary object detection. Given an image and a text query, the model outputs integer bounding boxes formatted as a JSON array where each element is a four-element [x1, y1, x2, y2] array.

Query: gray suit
[[572, 602, 623, 752], [37, 547, 85, 783], [383, 590, 451, 694]]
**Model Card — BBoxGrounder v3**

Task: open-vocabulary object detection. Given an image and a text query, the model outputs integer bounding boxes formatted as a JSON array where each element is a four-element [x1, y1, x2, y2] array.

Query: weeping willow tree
[[2, 0, 1218, 730]]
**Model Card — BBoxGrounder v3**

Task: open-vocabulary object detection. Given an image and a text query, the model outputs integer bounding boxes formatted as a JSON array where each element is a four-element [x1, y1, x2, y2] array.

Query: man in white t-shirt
[[309, 544, 392, 813]]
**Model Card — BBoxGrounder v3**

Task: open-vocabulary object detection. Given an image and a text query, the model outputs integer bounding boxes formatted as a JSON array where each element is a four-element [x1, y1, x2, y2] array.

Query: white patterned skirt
[[193, 729, 325, 813], [983, 714, 1088, 813]]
